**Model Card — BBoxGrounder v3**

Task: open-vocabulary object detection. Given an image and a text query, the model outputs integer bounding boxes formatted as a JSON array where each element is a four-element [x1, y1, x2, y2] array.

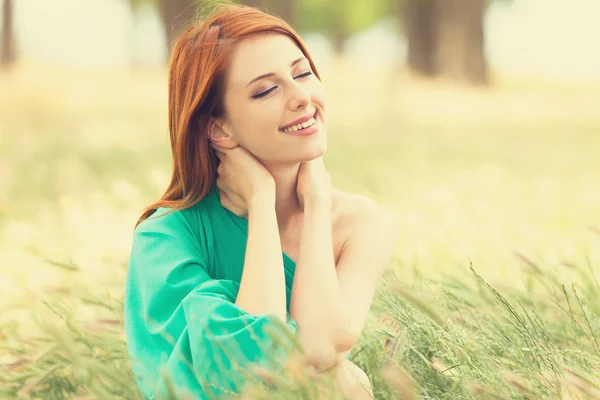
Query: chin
[[278, 134, 327, 163], [302, 143, 326, 161]]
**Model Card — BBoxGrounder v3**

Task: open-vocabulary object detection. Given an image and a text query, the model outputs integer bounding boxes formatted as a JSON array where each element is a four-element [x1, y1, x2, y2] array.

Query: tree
[[239, 0, 298, 28], [158, 0, 199, 52], [131, 0, 296, 57], [299, 0, 390, 54], [129, 0, 199, 54], [1, 0, 15, 68], [397, 0, 488, 85]]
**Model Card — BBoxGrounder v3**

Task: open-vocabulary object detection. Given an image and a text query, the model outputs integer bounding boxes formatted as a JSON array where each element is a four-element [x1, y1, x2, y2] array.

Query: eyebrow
[[245, 57, 307, 88]]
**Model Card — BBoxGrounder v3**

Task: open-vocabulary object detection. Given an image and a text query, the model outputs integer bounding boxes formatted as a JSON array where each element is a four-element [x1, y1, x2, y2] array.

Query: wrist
[[249, 185, 275, 208]]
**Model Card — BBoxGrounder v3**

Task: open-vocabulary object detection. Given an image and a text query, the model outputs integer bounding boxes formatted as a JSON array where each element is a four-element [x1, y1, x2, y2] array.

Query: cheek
[[248, 102, 282, 132], [233, 103, 281, 145], [310, 81, 327, 107]]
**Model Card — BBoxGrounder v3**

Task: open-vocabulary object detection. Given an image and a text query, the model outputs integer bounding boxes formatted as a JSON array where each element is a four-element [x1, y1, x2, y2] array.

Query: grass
[[0, 60, 599, 399]]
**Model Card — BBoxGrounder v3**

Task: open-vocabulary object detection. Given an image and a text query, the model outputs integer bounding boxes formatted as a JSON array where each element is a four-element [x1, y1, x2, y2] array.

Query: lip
[[279, 110, 317, 131], [281, 111, 320, 137]]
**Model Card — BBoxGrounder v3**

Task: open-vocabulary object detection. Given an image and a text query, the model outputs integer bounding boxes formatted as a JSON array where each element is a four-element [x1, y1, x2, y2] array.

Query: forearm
[[235, 189, 287, 322], [290, 195, 349, 360]]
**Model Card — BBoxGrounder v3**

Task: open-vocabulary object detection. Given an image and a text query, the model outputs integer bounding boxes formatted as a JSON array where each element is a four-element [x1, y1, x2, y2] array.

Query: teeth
[[283, 117, 315, 133]]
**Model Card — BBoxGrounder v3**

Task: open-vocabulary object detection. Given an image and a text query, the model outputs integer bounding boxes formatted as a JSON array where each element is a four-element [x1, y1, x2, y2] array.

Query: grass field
[[1, 60, 599, 399]]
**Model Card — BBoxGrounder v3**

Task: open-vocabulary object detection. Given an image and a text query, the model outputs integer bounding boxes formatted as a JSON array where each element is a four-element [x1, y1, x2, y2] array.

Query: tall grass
[[1, 63, 599, 399]]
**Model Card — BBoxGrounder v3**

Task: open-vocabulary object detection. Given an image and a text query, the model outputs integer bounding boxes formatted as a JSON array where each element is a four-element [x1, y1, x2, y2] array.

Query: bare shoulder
[[331, 188, 395, 234], [332, 188, 399, 270]]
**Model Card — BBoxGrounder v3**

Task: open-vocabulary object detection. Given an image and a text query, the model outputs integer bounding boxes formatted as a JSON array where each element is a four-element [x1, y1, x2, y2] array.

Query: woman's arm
[[291, 192, 399, 369], [125, 208, 298, 399], [235, 187, 288, 323], [290, 193, 350, 367], [208, 143, 289, 323]]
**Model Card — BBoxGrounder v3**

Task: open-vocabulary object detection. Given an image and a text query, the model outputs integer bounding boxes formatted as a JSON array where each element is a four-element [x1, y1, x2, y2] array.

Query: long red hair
[[135, 3, 321, 228]]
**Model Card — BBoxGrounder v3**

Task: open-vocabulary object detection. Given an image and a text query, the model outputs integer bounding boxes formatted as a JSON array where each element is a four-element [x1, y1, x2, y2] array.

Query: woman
[[124, 4, 399, 399]]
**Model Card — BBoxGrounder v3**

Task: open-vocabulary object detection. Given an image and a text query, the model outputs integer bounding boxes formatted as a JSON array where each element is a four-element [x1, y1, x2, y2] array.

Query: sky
[[4, 0, 600, 83]]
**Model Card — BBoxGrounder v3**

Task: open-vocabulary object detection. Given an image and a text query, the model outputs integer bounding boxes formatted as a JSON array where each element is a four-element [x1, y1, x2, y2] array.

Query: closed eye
[[294, 71, 313, 79], [252, 86, 277, 99], [251, 71, 313, 99]]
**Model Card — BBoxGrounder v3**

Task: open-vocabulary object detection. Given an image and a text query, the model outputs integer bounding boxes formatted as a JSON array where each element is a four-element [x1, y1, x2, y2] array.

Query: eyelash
[[252, 71, 313, 99]]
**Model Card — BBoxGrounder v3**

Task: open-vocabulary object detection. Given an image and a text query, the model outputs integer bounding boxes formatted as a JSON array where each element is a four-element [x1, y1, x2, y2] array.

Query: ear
[[208, 118, 239, 149]]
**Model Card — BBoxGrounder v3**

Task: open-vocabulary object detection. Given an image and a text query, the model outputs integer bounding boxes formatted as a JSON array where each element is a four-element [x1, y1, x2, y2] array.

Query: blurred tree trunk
[[1, 0, 15, 68], [158, 0, 198, 53], [398, 0, 488, 85], [239, 0, 297, 27], [398, 0, 437, 76], [435, 0, 488, 84], [331, 29, 347, 55]]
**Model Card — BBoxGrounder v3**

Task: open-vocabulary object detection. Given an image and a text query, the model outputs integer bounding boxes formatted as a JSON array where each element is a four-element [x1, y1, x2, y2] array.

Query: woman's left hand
[[296, 156, 332, 210]]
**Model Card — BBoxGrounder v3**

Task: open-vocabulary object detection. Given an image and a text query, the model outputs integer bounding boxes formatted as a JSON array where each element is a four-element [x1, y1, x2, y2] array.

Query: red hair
[[135, 3, 321, 228]]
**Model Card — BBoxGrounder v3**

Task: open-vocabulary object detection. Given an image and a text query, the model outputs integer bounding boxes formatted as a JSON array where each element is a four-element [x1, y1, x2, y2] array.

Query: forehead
[[226, 33, 305, 86]]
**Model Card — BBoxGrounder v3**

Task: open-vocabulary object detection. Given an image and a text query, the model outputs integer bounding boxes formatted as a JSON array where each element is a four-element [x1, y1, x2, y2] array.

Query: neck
[[261, 161, 303, 232]]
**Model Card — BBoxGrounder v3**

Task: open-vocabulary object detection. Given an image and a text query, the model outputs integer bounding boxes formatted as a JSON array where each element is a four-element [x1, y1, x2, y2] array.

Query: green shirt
[[125, 185, 302, 399]]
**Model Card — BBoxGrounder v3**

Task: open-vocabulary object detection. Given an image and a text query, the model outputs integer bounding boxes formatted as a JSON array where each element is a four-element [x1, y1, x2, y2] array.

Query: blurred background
[[1, 0, 599, 365], [4, 0, 600, 81]]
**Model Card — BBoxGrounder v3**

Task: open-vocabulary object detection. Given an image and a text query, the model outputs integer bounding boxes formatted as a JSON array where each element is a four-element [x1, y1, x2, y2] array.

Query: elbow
[[332, 320, 361, 354], [295, 315, 360, 370], [296, 329, 339, 370], [302, 344, 338, 370], [298, 330, 359, 371], [301, 339, 356, 371], [333, 332, 358, 354]]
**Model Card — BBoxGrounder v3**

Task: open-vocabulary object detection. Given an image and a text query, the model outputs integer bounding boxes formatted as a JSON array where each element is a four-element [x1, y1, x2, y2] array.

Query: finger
[[217, 182, 231, 197], [219, 189, 231, 205], [220, 192, 242, 214], [220, 192, 231, 207], [218, 190, 245, 216], [219, 188, 236, 205], [216, 177, 229, 192], [231, 208, 245, 217]]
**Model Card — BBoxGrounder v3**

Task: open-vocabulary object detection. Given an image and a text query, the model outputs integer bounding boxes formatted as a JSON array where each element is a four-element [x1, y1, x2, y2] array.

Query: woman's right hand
[[211, 143, 275, 217]]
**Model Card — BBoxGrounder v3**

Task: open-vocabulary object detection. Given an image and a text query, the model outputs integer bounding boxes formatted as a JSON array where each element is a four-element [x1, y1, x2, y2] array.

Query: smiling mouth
[[279, 111, 318, 133]]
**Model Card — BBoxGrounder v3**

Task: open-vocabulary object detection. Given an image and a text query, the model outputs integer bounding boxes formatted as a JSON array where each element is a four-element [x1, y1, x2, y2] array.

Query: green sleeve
[[124, 209, 297, 400]]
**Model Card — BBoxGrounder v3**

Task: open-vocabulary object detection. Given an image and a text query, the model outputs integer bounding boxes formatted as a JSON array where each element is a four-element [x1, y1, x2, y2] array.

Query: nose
[[286, 81, 311, 111]]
